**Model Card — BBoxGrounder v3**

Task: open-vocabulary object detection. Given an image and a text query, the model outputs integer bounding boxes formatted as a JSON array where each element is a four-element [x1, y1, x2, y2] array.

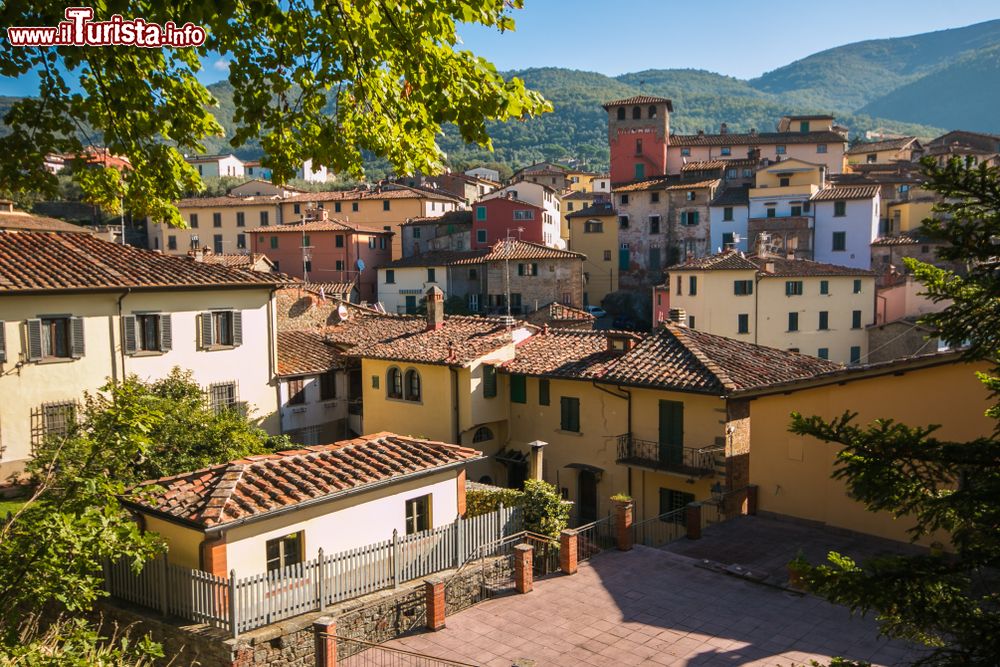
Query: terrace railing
[[615, 433, 722, 477]]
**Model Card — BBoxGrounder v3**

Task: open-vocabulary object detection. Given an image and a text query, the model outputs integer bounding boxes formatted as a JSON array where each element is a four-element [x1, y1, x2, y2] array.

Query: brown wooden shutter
[[232, 311, 243, 346]]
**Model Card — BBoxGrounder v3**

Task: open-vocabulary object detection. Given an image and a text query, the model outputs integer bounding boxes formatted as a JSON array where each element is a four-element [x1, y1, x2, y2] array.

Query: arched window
[[632, 106, 641, 120], [387, 367, 403, 399], [616, 107, 625, 121], [473, 427, 494, 443], [648, 105, 657, 119], [404, 369, 421, 401]]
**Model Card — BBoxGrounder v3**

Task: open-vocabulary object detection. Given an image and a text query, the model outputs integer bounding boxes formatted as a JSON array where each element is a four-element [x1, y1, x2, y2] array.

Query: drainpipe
[[449, 366, 460, 444], [591, 380, 631, 496], [753, 271, 761, 345], [268, 285, 281, 434], [115, 288, 131, 384]]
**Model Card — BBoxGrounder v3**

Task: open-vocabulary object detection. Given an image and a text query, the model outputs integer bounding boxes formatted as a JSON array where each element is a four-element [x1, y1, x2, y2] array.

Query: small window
[[686, 191, 695, 201], [680, 148, 691, 157], [371, 375, 380, 389], [270, 236, 279, 249], [833, 201, 846, 217], [469, 268, 478, 280], [776, 145, 786, 155], [539, 378, 550, 406], [201, 310, 240, 348], [688, 276, 697, 296], [405, 495, 431, 534], [617, 107, 626, 121], [385, 269, 395, 284], [473, 427, 494, 443], [620, 194, 629, 205], [260, 210, 269, 226], [766, 207, 776, 218], [236, 212, 245, 227], [722, 232, 734, 246], [190, 213, 199, 228], [852, 310, 862, 329], [413, 227, 422, 239], [207, 381, 238, 413], [320, 371, 337, 401], [649, 216, 660, 234], [603, 250, 612, 261], [237, 233, 246, 250], [387, 367, 403, 399], [676, 275, 682, 296], [721, 147, 731, 156], [383, 200, 391, 211], [817, 144, 827, 154], [850, 346, 862, 364], [785, 281, 804, 296], [800, 121, 810, 133], [687, 315, 695, 328], [791, 205, 802, 217], [352, 202, 359, 212], [287, 378, 306, 405], [510, 374, 527, 403], [266, 532, 303, 573], [336, 260, 345, 271], [405, 369, 421, 401], [560, 396, 580, 432], [818, 311, 829, 330], [651, 192, 660, 203], [820, 280, 829, 295], [476, 205, 486, 221], [294, 203, 301, 215], [853, 279, 862, 294], [737, 314, 749, 334], [832, 231, 846, 251], [213, 234, 223, 254], [788, 312, 799, 332], [648, 105, 657, 118], [483, 365, 497, 398], [335, 234, 345, 248], [632, 106, 641, 120], [779, 177, 790, 187], [723, 207, 733, 221], [584, 220, 604, 233], [635, 138, 643, 155], [817, 348, 829, 360], [618, 215, 629, 229], [427, 268, 436, 283], [734, 280, 753, 295], [476, 229, 487, 244]]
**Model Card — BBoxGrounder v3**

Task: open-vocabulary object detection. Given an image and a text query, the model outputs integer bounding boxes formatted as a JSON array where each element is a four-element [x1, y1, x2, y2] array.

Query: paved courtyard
[[383, 517, 924, 666]]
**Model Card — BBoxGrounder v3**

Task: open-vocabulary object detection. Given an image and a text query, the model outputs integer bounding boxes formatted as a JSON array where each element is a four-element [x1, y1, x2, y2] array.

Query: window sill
[[202, 345, 237, 352], [386, 396, 423, 405], [129, 350, 166, 358], [34, 357, 78, 365], [556, 429, 583, 437]]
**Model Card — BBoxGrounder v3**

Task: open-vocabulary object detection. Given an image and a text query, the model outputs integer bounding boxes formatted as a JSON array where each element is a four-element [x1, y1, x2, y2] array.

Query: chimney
[[720, 123, 728, 135], [528, 440, 547, 481], [750, 128, 757, 137], [668, 308, 687, 325], [697, 130, 705, 137], [425, 285, 445, 331], [765, 261, 776, 274]]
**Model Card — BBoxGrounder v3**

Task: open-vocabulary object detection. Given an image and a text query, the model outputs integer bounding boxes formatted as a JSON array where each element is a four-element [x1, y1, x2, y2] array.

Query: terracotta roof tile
[[385, 249, 488, 269], [176, 195, 280, 208], [0, 230, 281, 294], [353, 315, 528, 366], [670, 130, 846, 147], [125, 432, 482, 528], [474, 240, 584, 262], [680, 159, 757, 172], [0, 212, 91, 233], [199, 253, 274, 269], [565, 202, 616, 219], [400, 210, 473, 227], [601, 323, 841, 394], [613, 176, 675, 193], [667, 250, 758, 271], [846, 137, 918, 155], [504, 329, 641, 378], [667, 251, 875, 277], [810, 185, 880, 201], [711, 186, 750, 207], [277, 330, 344, 377], [324, 313, 428, 350], [602, 95, 673, 110], [285, 185, 463, 203], [871, 235, 923, 246]]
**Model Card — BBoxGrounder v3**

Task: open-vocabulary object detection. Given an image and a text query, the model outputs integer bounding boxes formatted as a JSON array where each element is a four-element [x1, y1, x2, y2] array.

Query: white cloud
[[212, 58, 231, 72]]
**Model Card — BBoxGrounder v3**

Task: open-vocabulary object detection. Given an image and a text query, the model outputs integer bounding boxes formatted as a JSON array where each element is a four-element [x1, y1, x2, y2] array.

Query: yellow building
[[561, 190, 599, 241], [566, 202, 619, 307], [846, 137, 923, 165], [885, 188, 938, 235], [149, 195, 281, 255], [738, 353, 993, 544], [659, 251, 875, 364], [0, 212, 281, 480]]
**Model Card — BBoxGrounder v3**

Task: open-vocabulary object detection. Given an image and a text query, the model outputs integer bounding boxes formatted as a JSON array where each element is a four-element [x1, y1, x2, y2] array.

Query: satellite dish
[[356, 259, 366, 271], [336, 304, 349, 321]]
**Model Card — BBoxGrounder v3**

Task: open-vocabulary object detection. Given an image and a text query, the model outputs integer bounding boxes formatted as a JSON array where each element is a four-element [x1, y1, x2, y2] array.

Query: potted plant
[[787, 550, 810, 589]]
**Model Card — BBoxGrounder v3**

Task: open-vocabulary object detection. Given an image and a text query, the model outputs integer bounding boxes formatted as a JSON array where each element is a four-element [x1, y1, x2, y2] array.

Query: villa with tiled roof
[[121, 431, 483, 575]]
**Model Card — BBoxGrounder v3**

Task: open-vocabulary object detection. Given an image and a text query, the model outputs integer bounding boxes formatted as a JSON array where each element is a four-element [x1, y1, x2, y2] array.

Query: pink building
[[471, 196, 547, 249]]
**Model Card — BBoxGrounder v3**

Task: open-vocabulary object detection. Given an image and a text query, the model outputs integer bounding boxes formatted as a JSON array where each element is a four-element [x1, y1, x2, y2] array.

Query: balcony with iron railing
[[615, 433, 722, 478]]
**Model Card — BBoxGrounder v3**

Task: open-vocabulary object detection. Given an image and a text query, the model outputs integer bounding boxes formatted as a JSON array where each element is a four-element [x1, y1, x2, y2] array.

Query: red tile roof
[[474, 240, 584, 262], [667, 251, 875, 277], [277, 330, 344, 377], [602, 96, 674, 111], [286, 185, 463, 203], [667, 251, 758, 272], [846, 137, 919, 155], [565, 202, 616, 219], [176, 195, 280, 208], [199, 253, 274, 270], [504, 329, 641, 379], [0, 212, 91, 233], [540, 302, 596, 322], [670, 131, 846, 147], [680, 159, 757, 172], [353, 316, 527, 366], [663, 179, 721, 191], [600, 323, 841, 394], [401, 210, 473, 227], [871, 235, 923, 246], [810, 185, 880, 201], [124, 432, 482, 529], [0, 230, 282, 294], [325, 313, 428, 350], [247, 219, 372, 234], [613, 176, 675, 193]]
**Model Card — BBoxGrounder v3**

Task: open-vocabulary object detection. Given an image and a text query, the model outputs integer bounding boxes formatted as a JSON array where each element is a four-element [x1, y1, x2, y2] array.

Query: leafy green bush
[[465, 487, 524, 518], [466, 480, 569, 538]]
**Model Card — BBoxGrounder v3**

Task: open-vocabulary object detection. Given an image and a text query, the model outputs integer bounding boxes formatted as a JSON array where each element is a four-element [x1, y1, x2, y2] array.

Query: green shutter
[[483, 365, 497, 398], [538, 379, 550, 406], [560, 397, 580, 432], [658, 400, 683, 465], [510, 374, 527, 403], [0, 321, 6, 363], [200, 313, 214, 348]]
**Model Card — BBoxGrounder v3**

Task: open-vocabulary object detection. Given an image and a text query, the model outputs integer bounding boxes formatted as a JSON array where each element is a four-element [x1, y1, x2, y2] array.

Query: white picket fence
[[104, 505, 522, 637]]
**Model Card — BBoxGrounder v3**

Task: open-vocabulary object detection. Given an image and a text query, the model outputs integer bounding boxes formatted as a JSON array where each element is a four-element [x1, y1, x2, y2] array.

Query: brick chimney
[[528, 440, 547, 481], [720, 123, 728, 135], [425, 285, 445, 331]]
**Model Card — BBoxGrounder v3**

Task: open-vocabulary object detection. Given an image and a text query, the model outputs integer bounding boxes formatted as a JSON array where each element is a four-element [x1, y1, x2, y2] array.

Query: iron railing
[[334, 635, 477, 667], [615, 434, 722, 477], [569, 515, 616, 562], [632, 507, 687, 548]]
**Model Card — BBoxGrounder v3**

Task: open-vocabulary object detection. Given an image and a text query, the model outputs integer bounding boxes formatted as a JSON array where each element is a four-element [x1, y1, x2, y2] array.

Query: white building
[[122, 433, 482, 575], [295, 158, 331, 183], [481, 181, 565, 249], [276, 330, 349, 444], [812, 185, 881, 269], [464, 166, 501, 183], [709, 186, 750, 252], [0, 212, 281, 479], [186, 153, 246, 178], [228, 179, 304, 198]]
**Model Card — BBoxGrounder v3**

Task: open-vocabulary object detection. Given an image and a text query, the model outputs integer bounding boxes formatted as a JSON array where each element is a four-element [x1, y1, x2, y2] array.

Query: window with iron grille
[[31, 401, 78, 449], [287, 378, 306, 405], [320, 371, 337, 401], [207, 382, 239, 414]]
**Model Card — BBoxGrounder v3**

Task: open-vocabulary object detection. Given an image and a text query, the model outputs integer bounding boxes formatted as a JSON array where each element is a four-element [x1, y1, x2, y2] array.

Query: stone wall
[[96, 555, 518, 667], [725, 398, 751, 492]]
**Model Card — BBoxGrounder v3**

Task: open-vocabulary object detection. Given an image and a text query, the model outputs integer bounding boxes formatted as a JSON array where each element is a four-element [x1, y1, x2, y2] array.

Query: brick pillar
[[559, 529, 578, 575], [313, 616, 337, 667], [746, 484, 758, 516], [613, 499, 634, 551], [200, 536, 227, 578], [514, 544, 534, 594], [456, 469, 467, 518], [425, 577, 446, 631], [686, 502, 702, 540]]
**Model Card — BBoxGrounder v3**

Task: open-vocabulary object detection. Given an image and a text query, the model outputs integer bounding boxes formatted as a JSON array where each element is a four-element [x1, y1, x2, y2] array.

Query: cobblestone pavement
[[382, 518, 923, 666]]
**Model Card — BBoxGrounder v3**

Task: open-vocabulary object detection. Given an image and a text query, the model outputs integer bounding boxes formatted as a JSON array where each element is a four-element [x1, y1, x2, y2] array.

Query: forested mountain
[[5, 19, 999, 175]]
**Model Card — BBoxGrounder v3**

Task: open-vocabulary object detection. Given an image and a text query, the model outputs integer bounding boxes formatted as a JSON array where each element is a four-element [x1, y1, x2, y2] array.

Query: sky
[[1, 0, 998, 97]]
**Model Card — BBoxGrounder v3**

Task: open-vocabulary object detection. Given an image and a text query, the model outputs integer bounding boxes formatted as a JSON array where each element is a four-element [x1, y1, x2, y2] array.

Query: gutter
[[449, 366, 461, 444], [115, 288, 132, 383], [123, 456, 484, 536]]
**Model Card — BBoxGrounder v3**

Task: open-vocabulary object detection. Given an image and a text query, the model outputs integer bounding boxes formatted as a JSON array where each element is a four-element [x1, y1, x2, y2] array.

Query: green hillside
[[859, 45, 1000, 133]]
